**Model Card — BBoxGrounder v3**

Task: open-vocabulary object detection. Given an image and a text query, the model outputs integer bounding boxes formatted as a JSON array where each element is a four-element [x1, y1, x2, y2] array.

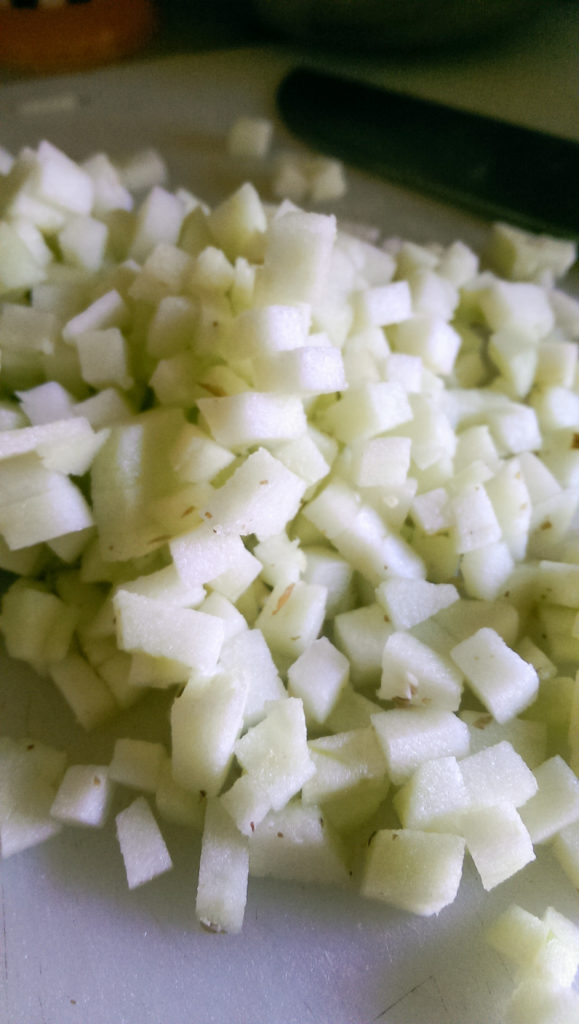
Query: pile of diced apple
[[0, 132, 578, 1012]]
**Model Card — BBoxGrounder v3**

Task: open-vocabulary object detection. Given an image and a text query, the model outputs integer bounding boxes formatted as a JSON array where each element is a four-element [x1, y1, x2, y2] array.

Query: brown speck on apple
[[273, 583, 294, 615], [473, 714, 492, 730]]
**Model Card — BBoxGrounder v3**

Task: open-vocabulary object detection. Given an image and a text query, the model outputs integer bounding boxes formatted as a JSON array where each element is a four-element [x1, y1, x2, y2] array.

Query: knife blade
[[277, 67, 579, 238]]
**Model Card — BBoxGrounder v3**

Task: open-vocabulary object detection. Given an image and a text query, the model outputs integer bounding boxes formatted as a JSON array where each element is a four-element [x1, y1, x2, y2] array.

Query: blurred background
[[0, 0, 574, 75]]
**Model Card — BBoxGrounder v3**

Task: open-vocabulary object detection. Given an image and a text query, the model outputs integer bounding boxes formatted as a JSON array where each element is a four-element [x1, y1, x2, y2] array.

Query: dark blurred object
[[277, 66, 579, 237], [250, 0, 544, 52], [0, 0, 156, 75]]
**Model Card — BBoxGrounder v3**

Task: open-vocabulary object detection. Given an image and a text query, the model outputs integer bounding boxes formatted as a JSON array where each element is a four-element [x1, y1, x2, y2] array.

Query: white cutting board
[[0, 50, 577, 1024]]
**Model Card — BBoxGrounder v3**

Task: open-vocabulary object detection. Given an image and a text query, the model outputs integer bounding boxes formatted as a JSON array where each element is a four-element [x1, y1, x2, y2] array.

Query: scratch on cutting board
[[0, 881, 8, 984], [38, 959, 48, 1024], [372, 975, 435, 1021], [433, 974, 451, 1018]]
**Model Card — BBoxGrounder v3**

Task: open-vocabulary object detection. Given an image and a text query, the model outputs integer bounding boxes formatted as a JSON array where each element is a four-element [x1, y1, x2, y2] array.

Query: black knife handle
[[277, 67, 579, 238]]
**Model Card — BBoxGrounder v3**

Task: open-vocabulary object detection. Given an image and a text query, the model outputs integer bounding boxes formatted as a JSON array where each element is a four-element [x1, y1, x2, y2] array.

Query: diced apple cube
[[1, 579, 77, 665], [354, 280, 412, 327], [207, 182, 267, 261], [450, 628, 539, 723], [218, 628, 285, 728], [248, 801, 350, 885], [49, 653, 117, 730], [461, 803, 535, 890], [1, 784, 63, 858], [489, 403, 542, 456], [451, 482, 502, 554], [32, 140, 94, 215], [116, 796, 172, 889], [129, 186, 184, 262], [82, 151, 133, 215], [535, 338, 577, 388], [171, 671, 247, 797], [170, 524, 248, 588], [200, 447, 306, 541], [479, 279, 555, 340], [109, 739, 167, 793], [334, 506, 426, 586], [504, 980, 579, 1024], [58, 214, 108, 272], [197, 392, 306, 450], [553, 821, 579, 889], [0, 221, 47, 294], [378, 632, 463, 710], [485, 457, 532, 560], [486, 221, 576, 284], [197, 592, 247, 641], [254, 345, 347, 396], [287, 636, 349, 727], [253, 531, 306, 589], [301, 545, 355, 619], [459, 741, 538, 809], [361, 828, 465, 915], [392, 315, 461, 376], [113, 590, 224, 677], [196, 797, 249, 934], [409, 268, 459, 319], [371, 707, 470, 785], [118, 147, 168, 192], [227, 116, 273, 159], [273, 430, 333, 488], [256, 579, 326, 659], [220, 698, 315, 835], [519, 755, 579, 843], [536, 906, 579, 987], [488, 329, 537, 398], [76, 327, 133, 391], [333, 602, 392, 688], [393, 755, 471, 833], [155, 760, 205, 830], [486, 904, 550, 967], [255, 209, 336, 306], [0, 454, 94, 550], [51, 765, 114, 828], [320, 381, 412, 442], [376, 577, 458, 630]]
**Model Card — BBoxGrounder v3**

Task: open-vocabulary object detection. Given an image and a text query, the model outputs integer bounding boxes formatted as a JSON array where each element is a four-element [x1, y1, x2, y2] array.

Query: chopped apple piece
[[116, 796, 172, 890], [361, 828, 465, 915], [450, 628, 538, 723], [51, 765, 114, 828], [196, 797, 249, 934]]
